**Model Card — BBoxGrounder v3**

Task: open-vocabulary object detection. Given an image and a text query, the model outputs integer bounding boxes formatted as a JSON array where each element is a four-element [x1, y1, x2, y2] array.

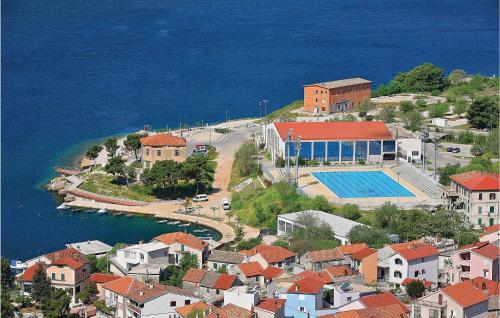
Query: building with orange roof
[[255, 298, 286, 318], [140, 133, 187, 168], [449, 242, 499, 284], [412, 280, 489, 318], [480, 225, 500, 244], [181, 268, 238, 302], [90, 273, 120, 294], [303, 78, 372, 114], [338, 292, 409, 314], [231, 261, 264, 286], [351, 247, 378, 283], [447, 171, 499, 229], [330, 304, 409, 318], [389, 243, 439, 288], [283, 277, 338, 318], [324, 265, 354, 278], [175, 301, 214, 318], [102, 276, 200, 318], [247, 244, 296, 269], [301, 248, 345, 271], [205, 303, 253, 318], [264, 121, 396, 164], [151, 232, 209, 268]]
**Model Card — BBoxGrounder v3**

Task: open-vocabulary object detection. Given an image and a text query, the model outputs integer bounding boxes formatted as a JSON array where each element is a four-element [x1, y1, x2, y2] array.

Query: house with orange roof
[[102, 276, 200, 318], [479, 225, 500, 244], [337, 292, 409, 314], [246, 244, 296, 269], [205, 303, 253, 318], [90, 273, 120, 294], [231, 261, 264, 286], [109, 240, 170, 277], [152, 232, 209, 268], [300, 243, 368, 271], [329, 304, 409, 318], [350, 247, 377, 283], [264, 121, 396, 164], [389, 243, 439, 288], [282, 277, 337, 318], [182, 268, 239, 302], [175, 301, 214, 318], [255, 298, 286, 318], [448, 242, 499, 284], [447, 171, 499, 229], [376, 240, 424, 281], [412, 280, 489, 318], [140, 133, 186, 168]]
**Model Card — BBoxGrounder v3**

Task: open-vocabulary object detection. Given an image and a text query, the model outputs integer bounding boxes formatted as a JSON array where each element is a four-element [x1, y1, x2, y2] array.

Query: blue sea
[[2, 0, 498, 260]]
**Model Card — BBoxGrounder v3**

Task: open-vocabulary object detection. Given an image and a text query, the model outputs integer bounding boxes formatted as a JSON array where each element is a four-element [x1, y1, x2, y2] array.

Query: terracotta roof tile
[[44, 247, 87, 264], [175, 302, 213, 318], [256, 299, 286, 313], [183, 268, 207, 283], [205, 304, 252, 318], [483, 224, 500, 234], [360, 292, 409, 313], [450, 171, 499, 191], [19, 263, 48, 282], [471, 243, 499, 261], [261, 266, 285, 280], [274, 122, 393, 141], [238, 262, 263, 277], [90, 273, 121, 284], [140, 133, 186, 147], [443, 280, 489, 308], [208, 250, 246, 264], [332, 304, 409, 318], [458, 241, 489, 251], [307, 248, 343, 262], [213, 274, 237, 290], [323, 265, 354, 277], [51, 256, 85, 270], [389, 241, 424, 252], [397, 244, 438, 261], [297, 270, 333, 284], [287, 277, 324, 294], [470, 277, 499, 296], [254, 244, 296, 264], [238, 249, 257, 257], [337, 243, 369, 256], [153, 232, 207, 251], [351, 247, 377, 261]]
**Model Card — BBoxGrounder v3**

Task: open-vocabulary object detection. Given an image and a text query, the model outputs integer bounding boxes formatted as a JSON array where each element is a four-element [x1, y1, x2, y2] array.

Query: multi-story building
[[303, 78, 371, 114], [102, 276, 199, 318], [282, 277, 336, 318], [264, 121, 397, 164], [388, 243, 439, 288], [140, 133, 186, 169], [243, 244, 296, 269], [447, 241, 499, 284], [448, 171, 499, 228], [151, 232, 209, 268], [110, 241, 170, 276]]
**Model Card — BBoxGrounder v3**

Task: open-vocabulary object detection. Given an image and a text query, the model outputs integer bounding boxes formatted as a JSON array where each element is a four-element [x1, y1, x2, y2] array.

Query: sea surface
[[2, 0, 498, 260]]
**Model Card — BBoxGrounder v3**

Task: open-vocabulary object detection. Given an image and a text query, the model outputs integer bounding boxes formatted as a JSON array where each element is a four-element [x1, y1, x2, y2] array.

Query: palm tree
[[210, 206, 218, 219]]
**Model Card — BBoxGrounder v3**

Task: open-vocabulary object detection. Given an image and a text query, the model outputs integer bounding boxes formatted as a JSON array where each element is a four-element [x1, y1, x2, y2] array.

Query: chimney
[[149, 284, 153, 289], [140, 291, 144, 296]]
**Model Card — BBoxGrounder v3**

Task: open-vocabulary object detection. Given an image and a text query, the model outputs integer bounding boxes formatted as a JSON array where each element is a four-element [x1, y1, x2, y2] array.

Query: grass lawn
[[265, 100, 303, 121], [80, 173, 157, 202]]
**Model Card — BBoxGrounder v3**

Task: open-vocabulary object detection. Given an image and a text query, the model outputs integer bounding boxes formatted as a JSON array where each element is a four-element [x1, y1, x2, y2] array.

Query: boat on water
[[157, 220, 169, 223], [10, 260, 27, 276], [193, 229, 208, 233], [199, 236, 213, 240], [57, 203, 69, 210], [71, 208, 81, 212], [125, 214, 133, 218], [98, 208, 108, 214], [113, 212, 124, 216], [167, 221, 181, 225], [178, 223, 191, 227]]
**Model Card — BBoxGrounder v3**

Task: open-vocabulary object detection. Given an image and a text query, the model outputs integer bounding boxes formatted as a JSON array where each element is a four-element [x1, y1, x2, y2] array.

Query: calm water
[[2, 0, 498, 260]]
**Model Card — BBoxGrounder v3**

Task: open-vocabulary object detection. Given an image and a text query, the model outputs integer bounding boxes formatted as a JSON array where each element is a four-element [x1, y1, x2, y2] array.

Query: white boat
[[98, 208, 108, 214], [167, 221, 181, 225], [157, 220, 169, 223], [178, 223, 191, 227], [193, 229, 208, 233], [57, 203, 69, 210]]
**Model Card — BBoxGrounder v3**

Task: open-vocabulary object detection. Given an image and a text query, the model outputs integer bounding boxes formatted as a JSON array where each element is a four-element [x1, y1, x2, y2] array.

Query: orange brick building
[[303, 78, 371, 113]]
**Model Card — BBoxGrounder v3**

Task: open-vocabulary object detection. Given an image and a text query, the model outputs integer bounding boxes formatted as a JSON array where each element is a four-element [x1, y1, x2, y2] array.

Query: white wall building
[[388, 244, 439, 288], [223, 286, 260, 310], [110, 242, 170, 275]]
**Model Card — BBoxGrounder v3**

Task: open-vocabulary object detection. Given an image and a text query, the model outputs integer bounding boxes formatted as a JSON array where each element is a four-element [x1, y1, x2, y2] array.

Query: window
[[414, 270, 419, 277], [170, 301, 176, 307], [369, 141, 382, 155], [490, 206, 495, 213], [51, 273, 56, 280], [422, 269, 426, 274], [479, 193, 483, 200], [394, 258, 403, 265], [140, 253, 144, 260], [299, 307, 305, 312], [347, 297, 352, 302], [483, 270, 488, 277], [429, 308, 439, 318], [146, 149, 150, 156], [181, 245, 185, 252], [157, 150, 161, 156], [174, 149, 179, 156], [216, 289, 220, 295], [213, 263, 218, 269], [450, 310, 457, 318], [414, 305, 421, 318], [255, 277, 259, 282], [185, 300, 190, 305], [490, 193, 496, 200], [478, 207, 482, 214], [412, 151, 419, 156], [61, 273, 65, 281], [478, 218, 482, 225], [394, 271, 402, 278]]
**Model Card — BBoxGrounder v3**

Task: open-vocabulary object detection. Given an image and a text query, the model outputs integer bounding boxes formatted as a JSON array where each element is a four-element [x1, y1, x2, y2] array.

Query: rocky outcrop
[[45, 176, 70, 192]]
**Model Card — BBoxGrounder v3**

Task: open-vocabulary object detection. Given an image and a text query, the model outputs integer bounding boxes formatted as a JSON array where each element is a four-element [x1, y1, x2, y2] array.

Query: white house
[[207, 250, 246, 272], [388, 243, 439, 288], [277, 210, 367, 245], [110, 241, 170, 275], [223, 285, 260, 310], [388, 124, 422, 163], [66, 240, 113, 258], [152, 232, 209, 268], [102, 276, 200, 318]]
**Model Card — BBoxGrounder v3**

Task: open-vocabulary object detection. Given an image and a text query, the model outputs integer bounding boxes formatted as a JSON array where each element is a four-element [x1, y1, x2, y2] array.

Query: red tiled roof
[[401, 278, 432, 289], [238, 262, 263, 277], [153, 232, 207, 251], [458, 241, 489, 251], [238, 249, 257, 257], [397, 244, 439, 261], [213, 274, 237, 290], [102, 276, 170, 304], [254, 244, 296, 264], [102, 276, 136, 296], [307, 248, 343, 262], [360, 292, 409, 313], [45, 247, 87, 264], [140, 133, 186, 147], [273, 122, 393, 141], [51, 256, 85, 270], [297, 270, 333, 284], [443, 281, 489, 308], [449, 171, 500, 191], [183, 268, 207, 283], [483, 224, 500, 234], [261, 266, 285, 280], [175, 302, 214, 318], [331, 304, 409, 318], [256, 299, 286, 313], [205, 304, 252, 318], [470, 277, 499, 296], [337, 243, 369, 256], [389, 241, 424, 252], [90, 273, 121, 284], [471, 243, 499, 261], [324, 265, 353, 277], [19, 263, 48, 282], [351, 247, 377, 261], [287, 277, 324, 294]]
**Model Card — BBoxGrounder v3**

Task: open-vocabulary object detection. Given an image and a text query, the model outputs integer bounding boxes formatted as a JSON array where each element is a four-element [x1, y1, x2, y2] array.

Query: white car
[[222, 198, 230, 210], [193, 194, 208, 202]]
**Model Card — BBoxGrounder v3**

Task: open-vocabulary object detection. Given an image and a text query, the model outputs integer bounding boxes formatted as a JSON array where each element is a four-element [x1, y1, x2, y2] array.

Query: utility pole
[[421, 127, 429, 173], [295, 135, 302, 184], [434, 138, 439, 180], [287, 128, 292, 183]]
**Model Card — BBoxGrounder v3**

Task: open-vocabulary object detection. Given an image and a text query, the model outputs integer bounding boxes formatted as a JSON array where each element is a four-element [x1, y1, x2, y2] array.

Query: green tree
[[165, 254, 199, 287], [404, 111, 423, 131], [289, 212, 339, 256], [430, 103, 449, 118], [378, 106, 396, 123], [415, 99, 428, 110], [104, 137, 119, 157], [448, 69, 467, 86], [85, 145, 103, 166], [1, 257, 13, 290], [233, 142, 259, 177], [181, 156, 215, 193], [467, 96, 499, 129], [272, 240, 289, 248], [399, 101, 414, 113], [455, 229, 479, 247], [142, 160, 181, 188], [438, 163, 461, 186], [1, 292, 14, 318], [401, 63, 448, 92], [347, 225, 391, 248], [357, 100, 376, 115], [372, 80, 403, 97], [217, 265, 228, 274], [41, 288, 71, 318], [105, 156, 126, 177], [31, 264, 51, 303], [77, 284, 98, 304], [124, 133, 147, 159], [236, 237, 262, 251], [340, 204, 361, 220], [374, 203, 398, 230], [406, 281, 425, 299]]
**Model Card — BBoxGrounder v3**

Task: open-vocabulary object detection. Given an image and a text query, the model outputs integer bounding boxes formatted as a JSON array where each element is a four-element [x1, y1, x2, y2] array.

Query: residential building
[[332, 282, 375, 309], [255, 299, 285, 318], [282, 277, 336, 318], [300, 243, 368, 271], [207, 250, 246, 272], [223, 286, 260, 310], [330, 304, 409, 318], [102, 276, 199, 318], [337, 292, 409, 315], [128, 263, 167, 282], [303, 78, 371, 114], [278, 211, 368, 245], [110, 241, 170, 275], [480, 225, 500, 244], [387, 124, 422, 163], [182, 268, 239, 302], [175, 302, 214, 318], [66, 240, 112, 258], [447, 171, 499, 228], [377, 240, 423, 281], [230, 262, 263, 286], [140, 133, 187, 169], [243, 244, 296, 269], [412, 280, 489, 318], [388, 243, 439, 288], [90, 273, 120, 295], [323, 265, 354, 279], [18, 263, 49, 296], [350, 247, 377, 283], [205, 303, 253, 318], [448, 242, 499, 283], [152, 232, 209, 268], [264, 121, 396, 164], [261, 266, 292, 285]]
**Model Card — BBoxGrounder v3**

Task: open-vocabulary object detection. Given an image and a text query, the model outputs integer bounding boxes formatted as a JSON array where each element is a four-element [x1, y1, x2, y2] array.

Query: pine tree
[[31, 264, 51, 303]]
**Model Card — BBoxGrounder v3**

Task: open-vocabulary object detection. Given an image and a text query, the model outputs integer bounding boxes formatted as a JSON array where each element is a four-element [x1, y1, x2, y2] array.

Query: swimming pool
[[312, 171, 415, 198]]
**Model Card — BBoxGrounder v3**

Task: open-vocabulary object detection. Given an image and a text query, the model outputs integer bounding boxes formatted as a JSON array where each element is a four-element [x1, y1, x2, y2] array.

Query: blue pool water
[[312, 171, 415, 198]]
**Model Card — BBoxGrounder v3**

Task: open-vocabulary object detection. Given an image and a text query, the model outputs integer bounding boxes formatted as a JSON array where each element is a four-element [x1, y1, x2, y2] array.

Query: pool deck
[[296, 165, 433, 209]]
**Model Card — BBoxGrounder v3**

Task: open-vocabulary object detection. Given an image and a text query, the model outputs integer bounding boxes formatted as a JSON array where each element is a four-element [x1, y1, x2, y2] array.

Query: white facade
[[413, 291, 488, 318], [113, 242, 170, 273], [389, 253, 438, 287], [223, 286, 260, 310], [397, 137, 422, 162], [332, 286, 360, 309]]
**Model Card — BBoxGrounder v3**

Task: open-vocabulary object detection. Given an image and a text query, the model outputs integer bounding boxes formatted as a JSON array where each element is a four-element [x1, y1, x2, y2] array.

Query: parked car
[[447, 147, 460, 153], [221, 198, 230, 210], [184, 207, 196, 213], [193, 194, 208, 202], [195, 144, 207, 152]]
